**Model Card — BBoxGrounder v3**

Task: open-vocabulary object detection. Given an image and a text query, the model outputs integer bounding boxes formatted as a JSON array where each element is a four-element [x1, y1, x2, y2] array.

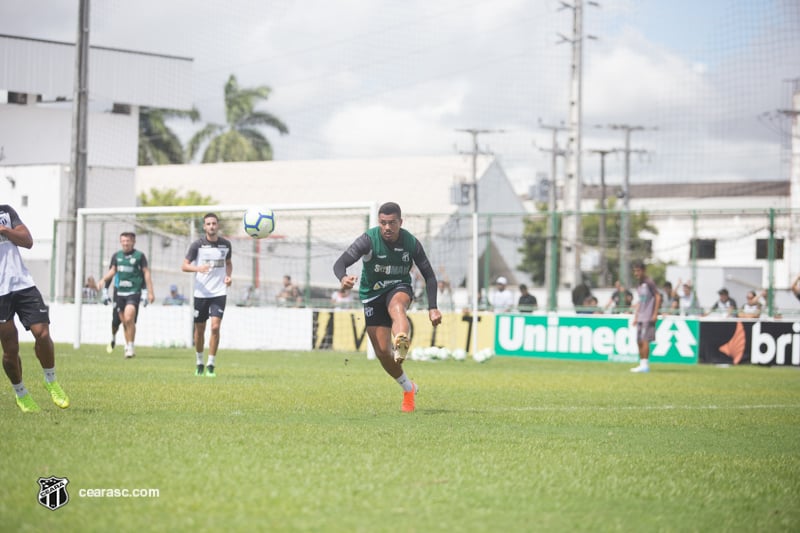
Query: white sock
[[396, 372, 414, 392], [207, 355, 216, 367], [43, 367, 56, 383], [13, 382, 28, 398], [196, 352, 204, 365], [640, 359, 649, 368]]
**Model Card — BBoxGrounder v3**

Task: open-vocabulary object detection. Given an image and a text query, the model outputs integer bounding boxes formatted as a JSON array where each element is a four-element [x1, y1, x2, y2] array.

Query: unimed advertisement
[[494, 314, 699, 365]]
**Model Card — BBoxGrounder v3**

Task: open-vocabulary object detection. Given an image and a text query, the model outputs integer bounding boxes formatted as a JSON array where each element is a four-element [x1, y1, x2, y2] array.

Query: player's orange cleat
[[401, 382, 418, 413], [393, 332, 410, 363]]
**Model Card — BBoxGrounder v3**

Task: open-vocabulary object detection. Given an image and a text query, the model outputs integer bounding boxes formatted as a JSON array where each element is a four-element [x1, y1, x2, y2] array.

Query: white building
[[0, 34, 192, 296]]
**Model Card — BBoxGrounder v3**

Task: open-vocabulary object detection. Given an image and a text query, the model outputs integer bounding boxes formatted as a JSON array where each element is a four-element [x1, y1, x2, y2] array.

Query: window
[[756, 238, 784, 260], [689, 239, 716, 259]]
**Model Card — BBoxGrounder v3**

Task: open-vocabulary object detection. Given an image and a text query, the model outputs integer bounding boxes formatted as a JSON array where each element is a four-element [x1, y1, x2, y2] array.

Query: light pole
[[456, 128, 503, 356]]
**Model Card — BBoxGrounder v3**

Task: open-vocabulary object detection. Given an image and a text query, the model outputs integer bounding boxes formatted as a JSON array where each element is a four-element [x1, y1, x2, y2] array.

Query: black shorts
[[363, 284, 414, 328], [194, 295, 227, 323], [115, 293, 141, 323], [0, 286, 49, 330]]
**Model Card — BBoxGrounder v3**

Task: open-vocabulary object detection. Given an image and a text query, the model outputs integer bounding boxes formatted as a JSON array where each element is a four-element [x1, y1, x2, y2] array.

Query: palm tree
[[187, 74, 289, 163], [138, 107, 199, 165]]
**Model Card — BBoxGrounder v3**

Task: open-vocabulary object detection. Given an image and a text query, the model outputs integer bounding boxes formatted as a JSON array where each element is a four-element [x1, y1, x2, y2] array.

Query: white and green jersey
[[333, 227, 439, 308], [185, 236, 232, 298], [109, 249, 149, 296], [0, 205, 35, 296]]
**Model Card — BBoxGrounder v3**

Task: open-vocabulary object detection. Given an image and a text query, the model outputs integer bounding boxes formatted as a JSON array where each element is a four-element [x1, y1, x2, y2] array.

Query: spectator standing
[[738, 290, 762, 318], [517, 284, 537, 313], [277, 275, 302, 307], [707, 288, 738, 317], [676, 282, 702, 316], [490, 277, 515, 313]]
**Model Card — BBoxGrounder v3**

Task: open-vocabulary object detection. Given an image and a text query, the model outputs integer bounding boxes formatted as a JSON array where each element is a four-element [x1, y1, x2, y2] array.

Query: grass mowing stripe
[[1, 344, 798, 532]]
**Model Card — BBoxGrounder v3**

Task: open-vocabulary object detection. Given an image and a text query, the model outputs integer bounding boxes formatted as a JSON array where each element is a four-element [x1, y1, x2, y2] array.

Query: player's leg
[[205, 316, 222, 377], [121, 300, 139, 358], [0, 319, 38, 412], [16, 287, 68, 409], [30, 322, 69, 408], [366, 295, 417, 412], [631, 322, 651, 373], [203, 296, 226, 377], [107, 302, 121, 353], [387, 287, 413, 362]]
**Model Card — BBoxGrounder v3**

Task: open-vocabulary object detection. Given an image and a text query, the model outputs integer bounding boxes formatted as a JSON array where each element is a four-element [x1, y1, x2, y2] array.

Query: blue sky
[[1, 0, 798, 190]]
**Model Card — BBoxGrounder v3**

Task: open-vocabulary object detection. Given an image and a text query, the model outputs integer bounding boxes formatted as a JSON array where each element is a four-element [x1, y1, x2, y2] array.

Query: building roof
[[582, 180, 789, 200], [0, 34, 192, 109], [136, 155, 495, 214]]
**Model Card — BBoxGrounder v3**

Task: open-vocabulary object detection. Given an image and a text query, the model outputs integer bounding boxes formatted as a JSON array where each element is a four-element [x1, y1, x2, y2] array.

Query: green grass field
[[1, 344, 799, 532]]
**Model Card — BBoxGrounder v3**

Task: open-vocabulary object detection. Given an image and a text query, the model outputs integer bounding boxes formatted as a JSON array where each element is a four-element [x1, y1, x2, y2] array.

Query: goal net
[[68, 203, 376, 349]]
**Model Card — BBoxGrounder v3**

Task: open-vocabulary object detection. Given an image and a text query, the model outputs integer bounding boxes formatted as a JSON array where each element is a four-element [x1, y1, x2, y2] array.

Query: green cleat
[[44, 381, 70, 409], [195, 364, 204, 376], [205, 365, 216, 378], [16, 393, 41, 413]]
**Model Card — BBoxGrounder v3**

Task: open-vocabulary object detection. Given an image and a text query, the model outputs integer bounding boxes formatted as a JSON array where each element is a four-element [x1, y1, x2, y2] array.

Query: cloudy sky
[[2, 0, 798, 194]]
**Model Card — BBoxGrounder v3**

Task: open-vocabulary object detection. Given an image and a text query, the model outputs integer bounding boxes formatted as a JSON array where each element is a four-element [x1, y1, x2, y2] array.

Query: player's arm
[[181, 241, 208, 273], [98, 258, 118, 288], [652, 288, 662, 322], [412, 241, 442, 326], [224, 258, 233, 287], [0, 220, 33, 249], [143, 266, 155, 303], [333, 233, 371, 289]]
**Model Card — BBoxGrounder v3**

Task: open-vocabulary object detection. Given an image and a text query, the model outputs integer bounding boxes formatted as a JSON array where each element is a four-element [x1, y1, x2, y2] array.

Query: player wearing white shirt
[[0, 204, 69, 412], [182, 213, 232, 377]]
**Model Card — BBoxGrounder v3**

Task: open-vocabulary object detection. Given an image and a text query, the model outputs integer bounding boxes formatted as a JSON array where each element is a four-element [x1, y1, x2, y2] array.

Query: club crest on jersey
[[402, 252, 410, 262], [38, 476, 70, 511]]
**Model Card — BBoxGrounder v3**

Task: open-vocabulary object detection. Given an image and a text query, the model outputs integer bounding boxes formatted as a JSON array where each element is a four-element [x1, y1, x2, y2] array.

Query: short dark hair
[[519, 284, 528, 291], [120, 231, 136, 239], [378, 202, 402, 218], [204, 212, 219, 222], [632, 259, 645, 270]]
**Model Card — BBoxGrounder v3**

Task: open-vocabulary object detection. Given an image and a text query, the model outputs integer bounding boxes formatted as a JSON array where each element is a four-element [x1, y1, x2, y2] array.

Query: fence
[[51, 206, 800, 318]]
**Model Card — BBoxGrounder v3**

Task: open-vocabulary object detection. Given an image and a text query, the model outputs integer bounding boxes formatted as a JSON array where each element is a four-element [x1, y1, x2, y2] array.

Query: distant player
[[630, 259, 661, 373], [0, 204, 69, 412], [333, 202, 442, 412], [99, 232, 155, 358], [182, 213, 232, 377]]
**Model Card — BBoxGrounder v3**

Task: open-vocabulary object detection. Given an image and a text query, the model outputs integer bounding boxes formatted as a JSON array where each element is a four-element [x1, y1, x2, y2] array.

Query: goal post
[[72, 202, 377, 348]]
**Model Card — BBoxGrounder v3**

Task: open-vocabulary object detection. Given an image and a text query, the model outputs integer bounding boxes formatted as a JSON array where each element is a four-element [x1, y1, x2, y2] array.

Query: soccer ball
[[242, 207, 276, 239]]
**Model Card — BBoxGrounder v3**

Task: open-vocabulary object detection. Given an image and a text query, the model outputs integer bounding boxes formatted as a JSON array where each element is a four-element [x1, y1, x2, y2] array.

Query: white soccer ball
[[243, 207, 276, 239]]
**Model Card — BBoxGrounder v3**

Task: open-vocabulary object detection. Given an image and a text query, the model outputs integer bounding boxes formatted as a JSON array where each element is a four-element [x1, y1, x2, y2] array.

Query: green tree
[[187, 74, 289, 163], [518, 197, 659, 287], [137, 188, 224, 236], [518, 205, 552, 286], [138, 107, 199, 165]]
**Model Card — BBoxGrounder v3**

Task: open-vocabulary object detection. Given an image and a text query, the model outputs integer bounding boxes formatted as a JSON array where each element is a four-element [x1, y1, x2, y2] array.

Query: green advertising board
[[494, 314, 699, 364]]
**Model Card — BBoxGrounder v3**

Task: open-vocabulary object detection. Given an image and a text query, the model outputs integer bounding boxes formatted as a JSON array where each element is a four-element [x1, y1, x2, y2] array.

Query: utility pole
[[607, 124, 652, 289], [66, 0, 90, 301], [588, 148, 618, 287], [557, 0, 597, 292], [456, 128, 503, 355], [538, 120, 568, 310]]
